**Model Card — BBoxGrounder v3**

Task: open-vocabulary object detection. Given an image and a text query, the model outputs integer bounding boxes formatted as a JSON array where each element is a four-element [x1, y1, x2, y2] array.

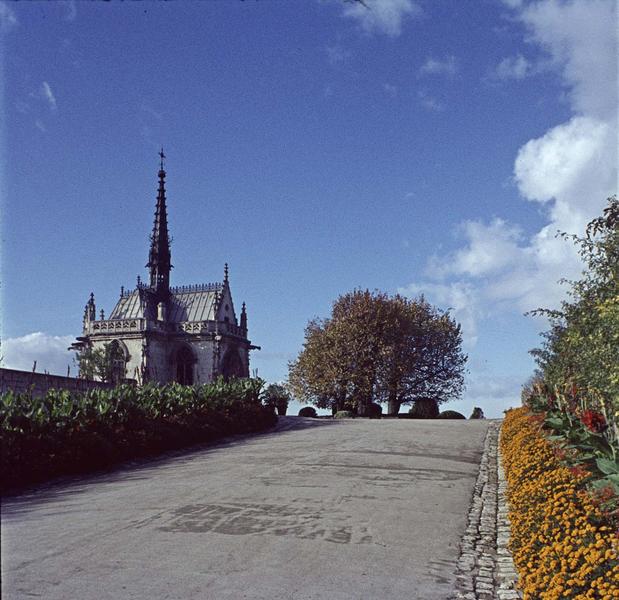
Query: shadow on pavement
[[1, 416, 340, 510]]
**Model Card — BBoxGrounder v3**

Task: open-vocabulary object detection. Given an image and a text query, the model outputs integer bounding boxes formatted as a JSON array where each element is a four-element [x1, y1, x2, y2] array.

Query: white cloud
[[428, 219, 526, 279], [514, 115, 615, 216], [518, 0, 617, 118], [495, 54, 532, 80], [419, 55, 457, 77], [0, 1, 17, 31], [409, 0, 616, 313], [342, 0, 422, 37], [401, 0, 617, 401], [41, 82, 57, 111], [35, 119, 47, 132], [1, 332, 75, 376], [423, 217, 586, 316], [402, 0, 618, 390]]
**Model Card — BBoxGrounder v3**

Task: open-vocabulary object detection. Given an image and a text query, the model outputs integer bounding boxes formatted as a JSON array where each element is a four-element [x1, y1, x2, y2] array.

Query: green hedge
[[1, 378, 276, 492], [334, 410, 354, 419], [437, 410, 466, 419]]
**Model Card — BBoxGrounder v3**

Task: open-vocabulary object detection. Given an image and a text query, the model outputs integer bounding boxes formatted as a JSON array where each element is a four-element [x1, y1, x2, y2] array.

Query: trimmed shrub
[[438, 410, 465, 419], [367, 402, 382, 419], [470, 406, 485, 419], [408, 397, 439, 419], [298, 406, 318, 418], [334, 410, 354, 419]]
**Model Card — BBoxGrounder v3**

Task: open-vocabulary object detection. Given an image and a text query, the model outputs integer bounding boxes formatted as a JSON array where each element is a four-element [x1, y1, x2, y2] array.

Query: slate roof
[[168, 288, 220, 322], [109, 289, 146, 320], [109, 284, 223, 323]]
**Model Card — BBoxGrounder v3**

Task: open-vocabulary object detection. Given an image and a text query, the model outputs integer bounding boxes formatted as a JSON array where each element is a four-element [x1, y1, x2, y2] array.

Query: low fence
[[0, 368, 134, 397]]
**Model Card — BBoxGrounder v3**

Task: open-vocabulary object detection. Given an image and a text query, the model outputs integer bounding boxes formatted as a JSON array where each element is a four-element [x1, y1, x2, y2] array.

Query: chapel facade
[[71, 153, 257, 385]]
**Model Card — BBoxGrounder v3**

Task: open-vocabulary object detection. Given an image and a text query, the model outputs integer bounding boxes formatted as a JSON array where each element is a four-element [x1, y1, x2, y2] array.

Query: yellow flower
[[500, 408, 618, 599]]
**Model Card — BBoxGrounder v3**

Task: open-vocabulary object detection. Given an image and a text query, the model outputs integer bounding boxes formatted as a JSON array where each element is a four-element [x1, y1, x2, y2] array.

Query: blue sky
[[1, 0, 616, 417]]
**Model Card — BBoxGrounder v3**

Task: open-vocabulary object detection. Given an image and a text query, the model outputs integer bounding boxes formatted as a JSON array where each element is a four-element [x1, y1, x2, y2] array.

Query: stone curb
[[452, 421, 522, 600]]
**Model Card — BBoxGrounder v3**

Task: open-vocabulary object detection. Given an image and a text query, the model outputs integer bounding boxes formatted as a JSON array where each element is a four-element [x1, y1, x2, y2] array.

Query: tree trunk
[[386, 380, 400, 416], [387, 399, 401, 416]]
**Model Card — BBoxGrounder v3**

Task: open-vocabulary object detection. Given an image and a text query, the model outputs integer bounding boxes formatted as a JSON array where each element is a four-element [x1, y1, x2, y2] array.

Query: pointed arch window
[[109, 341, 127, 384], [176, 346, 195, 385], [221, 348, 245, 380]]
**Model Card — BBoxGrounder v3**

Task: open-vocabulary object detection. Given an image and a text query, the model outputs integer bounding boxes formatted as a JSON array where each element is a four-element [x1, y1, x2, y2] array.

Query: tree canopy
[[529, 196, 619, 409], [287, 290, 467, 415], [75, 342, 126, 383]]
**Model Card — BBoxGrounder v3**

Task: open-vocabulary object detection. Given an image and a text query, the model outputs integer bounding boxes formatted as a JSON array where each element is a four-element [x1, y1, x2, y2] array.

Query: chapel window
[[176, 346, 195, 385]]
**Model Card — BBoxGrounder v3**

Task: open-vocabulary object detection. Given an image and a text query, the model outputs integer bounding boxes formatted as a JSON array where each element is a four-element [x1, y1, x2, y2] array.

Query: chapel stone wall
[[192, 339, 217, 384]]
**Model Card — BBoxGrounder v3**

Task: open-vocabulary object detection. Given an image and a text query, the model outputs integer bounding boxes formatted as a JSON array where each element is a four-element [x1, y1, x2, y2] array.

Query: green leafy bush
[[524, 198, 619, 493], [334, 410, 354, 419], [438, 410, 465, 419], [1, 377, 276, 492], [298, 406, 318, 417], [408, 398, 439, 419], [263, 383, 291, 416]]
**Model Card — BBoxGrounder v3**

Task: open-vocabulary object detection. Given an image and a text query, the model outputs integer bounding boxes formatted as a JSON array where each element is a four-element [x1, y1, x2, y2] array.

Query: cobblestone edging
[[453, 421, 522, 600]]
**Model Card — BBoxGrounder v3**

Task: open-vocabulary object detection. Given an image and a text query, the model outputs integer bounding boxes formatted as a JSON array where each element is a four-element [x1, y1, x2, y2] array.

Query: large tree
[[529, 196, 619, 409], [288, 290, 466, 415], [376, 295, 467, 414]]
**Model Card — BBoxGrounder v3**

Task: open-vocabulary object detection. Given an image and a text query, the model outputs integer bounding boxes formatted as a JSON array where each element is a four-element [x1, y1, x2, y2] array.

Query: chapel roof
[[108, 283, 224, 323]]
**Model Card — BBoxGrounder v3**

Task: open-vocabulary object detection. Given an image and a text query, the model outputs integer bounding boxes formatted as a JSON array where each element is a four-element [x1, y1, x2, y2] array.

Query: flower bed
[[500, 407, 618, 599]]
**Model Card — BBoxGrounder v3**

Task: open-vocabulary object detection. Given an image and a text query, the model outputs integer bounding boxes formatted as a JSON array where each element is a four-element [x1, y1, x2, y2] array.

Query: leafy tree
[[288, 291, 390, 415], [529, 196, 618, 414], [288, 290, 467, 415], [75, 342, 126, 383], [376, 294, 466, 414]]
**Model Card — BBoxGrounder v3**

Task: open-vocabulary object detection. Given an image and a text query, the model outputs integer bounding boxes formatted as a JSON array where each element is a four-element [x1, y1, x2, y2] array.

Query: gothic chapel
[[72, 152, 258, 384]]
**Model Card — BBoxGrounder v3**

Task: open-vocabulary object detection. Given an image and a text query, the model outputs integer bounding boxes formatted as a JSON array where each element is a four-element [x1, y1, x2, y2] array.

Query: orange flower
[[501, 408, 618, 599]]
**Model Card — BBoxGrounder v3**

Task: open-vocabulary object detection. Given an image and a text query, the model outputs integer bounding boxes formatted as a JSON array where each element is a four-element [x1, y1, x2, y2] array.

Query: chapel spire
[[240, 301, 247, 333], [146, 148, 172, 298]]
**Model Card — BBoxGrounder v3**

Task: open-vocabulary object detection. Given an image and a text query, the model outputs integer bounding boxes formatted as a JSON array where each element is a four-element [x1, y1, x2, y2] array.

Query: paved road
[[2, 417, 491, 600]]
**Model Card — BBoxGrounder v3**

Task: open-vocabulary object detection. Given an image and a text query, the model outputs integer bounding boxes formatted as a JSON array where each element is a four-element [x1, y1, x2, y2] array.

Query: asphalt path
[[2, 416, 491, 600]]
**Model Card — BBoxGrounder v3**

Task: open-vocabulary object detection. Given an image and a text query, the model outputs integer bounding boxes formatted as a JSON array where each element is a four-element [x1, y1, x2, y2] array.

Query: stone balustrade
[[86, 318, 245, 338]]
